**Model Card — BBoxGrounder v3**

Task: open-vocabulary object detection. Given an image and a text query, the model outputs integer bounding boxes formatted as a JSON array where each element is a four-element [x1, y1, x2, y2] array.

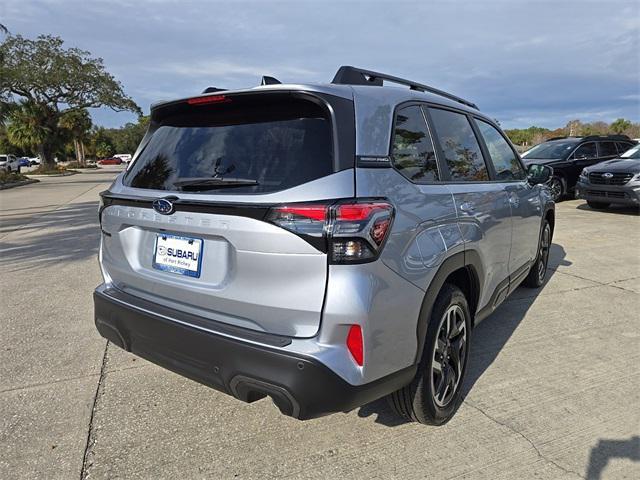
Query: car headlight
[[579, 169, 589, 181]]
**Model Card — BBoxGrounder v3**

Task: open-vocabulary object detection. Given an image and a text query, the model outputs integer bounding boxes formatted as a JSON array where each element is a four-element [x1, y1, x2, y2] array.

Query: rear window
[[125, 96, 334, 194], [428, 108, 489, 181]]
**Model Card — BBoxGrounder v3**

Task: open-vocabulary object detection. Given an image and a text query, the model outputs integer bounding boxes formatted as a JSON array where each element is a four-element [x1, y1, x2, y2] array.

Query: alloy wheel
[[549, 178, 562, 201], [431, 304, 467, 407], [537, 224, 551, 282]]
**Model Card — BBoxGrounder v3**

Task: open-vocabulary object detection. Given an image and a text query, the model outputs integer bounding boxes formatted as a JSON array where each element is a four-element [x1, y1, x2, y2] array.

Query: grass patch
[[0, 170, 29, 184]]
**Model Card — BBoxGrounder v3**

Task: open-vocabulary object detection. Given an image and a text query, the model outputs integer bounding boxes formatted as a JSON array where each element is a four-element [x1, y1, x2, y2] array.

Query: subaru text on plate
[[94, 66, 555, 424]]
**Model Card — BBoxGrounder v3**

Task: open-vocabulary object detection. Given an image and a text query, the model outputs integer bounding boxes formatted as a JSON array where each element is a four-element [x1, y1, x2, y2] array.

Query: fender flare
[[413, 250, 483, 364]]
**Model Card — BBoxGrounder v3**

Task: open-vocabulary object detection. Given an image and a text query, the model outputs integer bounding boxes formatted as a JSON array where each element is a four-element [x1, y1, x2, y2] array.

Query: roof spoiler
[[331, 65, 478, 110]]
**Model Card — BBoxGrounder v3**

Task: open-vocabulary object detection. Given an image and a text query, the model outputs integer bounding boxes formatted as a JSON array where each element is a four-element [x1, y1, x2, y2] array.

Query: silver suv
[[94, 66, 555, 424]]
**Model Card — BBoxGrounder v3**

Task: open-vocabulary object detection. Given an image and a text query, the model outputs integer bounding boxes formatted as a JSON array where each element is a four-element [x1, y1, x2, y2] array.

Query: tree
[[566, 119, 582, 137], [6, 101, 52, 156], [103, 115, 150, 154], [610, 118, 632, 135], [90, 127, 115, 159], [59, 109, 92, 165], [0, 34, 140, 167]]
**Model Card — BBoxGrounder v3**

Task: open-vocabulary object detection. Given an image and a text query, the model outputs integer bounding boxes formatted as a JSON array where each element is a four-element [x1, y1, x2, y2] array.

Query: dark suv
[[521, 135, 636, 201]]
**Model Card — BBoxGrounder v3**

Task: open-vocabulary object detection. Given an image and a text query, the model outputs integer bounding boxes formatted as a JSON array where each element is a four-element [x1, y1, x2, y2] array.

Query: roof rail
[[581, 134, 631, 141], [331, 65, 479, 110]]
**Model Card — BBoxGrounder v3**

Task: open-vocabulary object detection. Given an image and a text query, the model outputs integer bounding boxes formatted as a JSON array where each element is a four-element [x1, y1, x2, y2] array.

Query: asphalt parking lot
[[1, 170, 638, 480]]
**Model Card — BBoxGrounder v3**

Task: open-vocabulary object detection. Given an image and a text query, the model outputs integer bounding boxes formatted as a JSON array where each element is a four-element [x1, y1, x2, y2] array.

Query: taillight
[[267, 200, 394, 263], [346, 325, 364, 366]]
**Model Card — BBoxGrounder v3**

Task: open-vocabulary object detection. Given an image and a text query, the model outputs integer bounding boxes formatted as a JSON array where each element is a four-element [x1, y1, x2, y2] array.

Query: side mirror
[[527, 164, 553, 185]]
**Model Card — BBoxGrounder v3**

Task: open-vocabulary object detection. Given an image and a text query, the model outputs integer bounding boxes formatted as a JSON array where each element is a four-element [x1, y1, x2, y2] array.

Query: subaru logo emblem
[[602, 172, 614, 179], [152, 198, 174, 215]]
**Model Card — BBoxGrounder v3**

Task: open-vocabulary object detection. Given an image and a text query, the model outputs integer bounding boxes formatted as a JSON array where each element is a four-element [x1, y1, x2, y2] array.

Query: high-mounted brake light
[[266, 200, 394, 264], [186, 95, 230, 105], [346, 325, 364, 366]]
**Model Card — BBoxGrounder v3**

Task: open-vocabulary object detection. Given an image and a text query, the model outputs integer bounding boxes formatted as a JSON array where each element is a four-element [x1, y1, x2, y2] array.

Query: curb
[[26, 171, 78, 178], [0, 178, 40, 190]]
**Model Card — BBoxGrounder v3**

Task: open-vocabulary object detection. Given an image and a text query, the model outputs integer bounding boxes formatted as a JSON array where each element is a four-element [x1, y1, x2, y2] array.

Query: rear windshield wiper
[[173, 177, 259, 191]]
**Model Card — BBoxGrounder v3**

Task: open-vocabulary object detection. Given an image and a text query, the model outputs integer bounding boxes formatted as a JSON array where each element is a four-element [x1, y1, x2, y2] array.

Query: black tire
[[6, 167, 11, 173], [523, 219, 552, 288], [548, 176, 564, 202], [587, 200, 610, 210], [388, 283, 471, 425]]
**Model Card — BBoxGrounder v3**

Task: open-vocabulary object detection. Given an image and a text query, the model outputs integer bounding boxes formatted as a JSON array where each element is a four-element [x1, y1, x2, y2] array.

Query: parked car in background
[[521, 135, 636, 201], [576, 144, 640, 209], [29, 157, 41, 166], [98, 157, 123, 165], [0, 154, 21, 172], [18, 157, 31, 168], [113, 154, 132, 163], [94, 66, 555, 425]]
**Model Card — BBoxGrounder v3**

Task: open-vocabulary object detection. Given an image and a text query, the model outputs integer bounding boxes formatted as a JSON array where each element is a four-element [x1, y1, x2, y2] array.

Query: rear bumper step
[[93, 286, 415, 420]]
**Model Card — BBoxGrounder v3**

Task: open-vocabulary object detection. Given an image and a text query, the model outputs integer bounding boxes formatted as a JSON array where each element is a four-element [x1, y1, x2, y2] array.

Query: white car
[[0, 154, 21, 172], [113, 154, 132, 163]]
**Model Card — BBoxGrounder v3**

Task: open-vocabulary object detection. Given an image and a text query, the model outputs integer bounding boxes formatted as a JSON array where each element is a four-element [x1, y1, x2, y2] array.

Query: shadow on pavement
[[0, 201, 100, 271], [585, 436, 639, 479], [357, 243, 568, 427], [575, 203, 640, 216]]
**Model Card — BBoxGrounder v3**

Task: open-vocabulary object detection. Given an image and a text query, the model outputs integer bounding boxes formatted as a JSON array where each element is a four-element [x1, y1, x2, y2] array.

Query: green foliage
[[104, 115, 150, 154], [95, 141, 115, 158], [60, 109, 92, 139], [0, 33, 140, 165], [1, 34, 141, 115], [6, 101, 53, 153], [506, 119, 639, 146], [610, 118, 632, 134], [504, 126, 551, 146]]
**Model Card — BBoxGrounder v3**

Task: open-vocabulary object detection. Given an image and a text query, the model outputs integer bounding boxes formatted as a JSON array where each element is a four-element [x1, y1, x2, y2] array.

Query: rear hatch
[[100, 90, 355, 338]]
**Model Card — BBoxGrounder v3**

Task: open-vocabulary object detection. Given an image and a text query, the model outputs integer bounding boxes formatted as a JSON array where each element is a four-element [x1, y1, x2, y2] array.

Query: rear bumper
[[576, 180, 640, 206], [93, 285, 415, 419]]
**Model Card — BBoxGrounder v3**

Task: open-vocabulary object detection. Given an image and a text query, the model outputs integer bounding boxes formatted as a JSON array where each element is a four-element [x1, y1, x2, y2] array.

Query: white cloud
[[150, 60, 318, 80]]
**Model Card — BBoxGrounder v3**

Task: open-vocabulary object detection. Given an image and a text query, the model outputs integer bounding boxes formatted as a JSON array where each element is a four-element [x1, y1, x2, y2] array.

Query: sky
[[2, 0, 639, 129]]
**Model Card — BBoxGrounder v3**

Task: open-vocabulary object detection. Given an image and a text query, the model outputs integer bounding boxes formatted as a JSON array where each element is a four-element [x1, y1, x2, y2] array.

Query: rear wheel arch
[[414, 251, 482, 363], [545, 208, 555, 237]]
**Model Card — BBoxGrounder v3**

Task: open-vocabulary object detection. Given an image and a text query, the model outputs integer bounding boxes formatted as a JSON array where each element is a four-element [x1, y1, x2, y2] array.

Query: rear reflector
[[346, 325, 364, 366], [186, 95, 230, 105]]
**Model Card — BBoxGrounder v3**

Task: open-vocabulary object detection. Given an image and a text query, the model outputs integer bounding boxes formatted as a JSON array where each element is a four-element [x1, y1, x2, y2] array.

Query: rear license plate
[[153, 233, 203, 278]]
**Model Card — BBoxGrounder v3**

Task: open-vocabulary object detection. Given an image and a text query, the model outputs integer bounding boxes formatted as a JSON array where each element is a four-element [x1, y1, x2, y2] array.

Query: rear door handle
[[459, 201, 475, 213]]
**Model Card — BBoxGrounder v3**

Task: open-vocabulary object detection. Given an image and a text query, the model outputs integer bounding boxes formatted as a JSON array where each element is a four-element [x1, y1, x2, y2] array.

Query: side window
[[428, 108, 488, 181], [599, 142, 618, 157], [476, 119, 526, 180], [390, 105, 439, 182], [616, 142, 632, 154], [573, 142, 597, 159]]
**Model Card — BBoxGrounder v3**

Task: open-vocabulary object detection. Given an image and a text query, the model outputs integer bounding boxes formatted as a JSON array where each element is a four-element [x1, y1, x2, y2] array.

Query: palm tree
[[6, 102, 53, 163], [60, 109, 92, 165]]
